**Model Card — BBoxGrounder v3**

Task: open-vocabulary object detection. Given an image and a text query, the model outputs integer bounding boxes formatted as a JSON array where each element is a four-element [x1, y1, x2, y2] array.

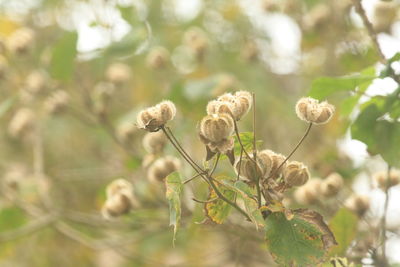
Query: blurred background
[[1, 0, 400, 266]]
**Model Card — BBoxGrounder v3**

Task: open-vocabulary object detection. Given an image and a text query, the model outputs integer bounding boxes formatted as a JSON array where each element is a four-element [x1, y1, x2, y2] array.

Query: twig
[[352, 0, 387, 64], [183, 173, 202, 185]]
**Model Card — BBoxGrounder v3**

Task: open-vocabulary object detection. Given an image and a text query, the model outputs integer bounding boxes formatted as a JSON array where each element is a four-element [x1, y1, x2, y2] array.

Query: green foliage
[[265, 209, 336, 267], [204, 176, 235, 224], [0, 207, 28, 232], [328, 208, 358, 256], [0, 96, 15, 119], [50, 31, 78, 81], [165, 171, 183, 245]]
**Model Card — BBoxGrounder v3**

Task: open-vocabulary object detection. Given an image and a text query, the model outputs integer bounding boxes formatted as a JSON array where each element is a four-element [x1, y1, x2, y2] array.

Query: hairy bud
[[206, 100, 235, 117], [209, 91, 252, 121], [6, 27, 35, 54], [106, 63, 131, 84], [146, 46, 170, 70], [283, 161, 310, 187], [147, 156, 181, 183], [102, 178, 136, 219], [183, 27, 209, 60], [137, 100, 176, 132], [142, 131, 167, 154], [199, 113, 234, 143], [8, 108, 35, 139], [294, 179, 322, 205], [345, 194, 370, 217], [235, 154, 268, 182], [321, 172, 344, 197], [44, 90, 70, 114], [259, 149, 286, 178], [373, 169, 400, 190], [295, 97, 335, 124]]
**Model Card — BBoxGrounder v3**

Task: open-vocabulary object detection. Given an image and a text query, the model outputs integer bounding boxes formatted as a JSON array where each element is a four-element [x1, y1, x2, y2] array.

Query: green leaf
[[0, 96, 15, 119], [0, 207, 28, 232], [309, 72, 375, 100], [50, 31, 78, 81], [328, 208, 358, 256], [264, 209, 337, 266], [165, 171, 183, 245], [204, 177, 235, 224]]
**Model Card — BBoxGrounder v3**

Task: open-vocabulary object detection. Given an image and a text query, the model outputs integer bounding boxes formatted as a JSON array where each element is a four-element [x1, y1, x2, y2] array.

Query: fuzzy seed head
[[373, 170, 400, 190], [183, 27, 209, 59], [207, 137, 234, 154], [235, 155, 267, 182], [142, 131, 167, 154], [137, 100, 176, 132], [146, 46, 169, 70], [256, 151, 274, 178], [8, 108, 35, 138], [294, 178, 321, 205], [102, 178, 136, 219], [106, 178, 134, 199], [6, 27, 35, 54], [206, 100, 235, 117], [199, 113, 234, 143], [345, 194, 370, 216], [283, 161, 310, 187], [147, 156, 181, 183], [259, 149, 286, 178], [321, 172, 344, 197], [295, 97, 335, 124], [106, 63, 131, 84], [44, 90, 70, 114], [156, 100, 176, 122]]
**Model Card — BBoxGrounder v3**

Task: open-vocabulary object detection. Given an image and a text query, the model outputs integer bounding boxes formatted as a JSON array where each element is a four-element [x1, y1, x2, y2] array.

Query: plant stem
[[381, 165, 391, 266], [274, 122, 313, 175], [252, 92, 261, 207]]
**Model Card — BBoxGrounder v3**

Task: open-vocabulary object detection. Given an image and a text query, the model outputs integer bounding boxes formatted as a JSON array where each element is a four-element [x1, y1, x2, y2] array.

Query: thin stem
[[209, 153, 220, 176], [233, 120, 256, 164], [381, 165, 391, 266], [192, 197, 218, 204], [352, 0, 387, 64], [252, 92, 261, 207], [183, 173, 202, 185], [236, 148, 243, 181], [274, 122, 313, 175]]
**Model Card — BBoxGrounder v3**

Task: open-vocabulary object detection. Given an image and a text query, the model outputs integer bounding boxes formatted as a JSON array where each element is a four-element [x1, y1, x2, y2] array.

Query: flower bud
[[373, 169, 400, 190], [156, 100, 176, 123], [44, 90, 70, 114], [102, 178, 136, 219], [294, 178, 322, 205], [259, 149, 286, 178], [234, 90, 252, 118], [199, 113, 234, 143], [217, 93, 235, 102], [8, 108, 35, 139], [106, 63, 131, 84], [146, 46, 170, 70], [142, 131, 167, 154], [137, 100, 176, 132], [183, 27, 209, 60], [345, 194, 370, 217], [147, 156, 181, 183], [321, 172, 344, 197], [283, 161, 310, 187], [295, 97, 335, 124], [6, 27, 35, 54], [235, 155, 267, 182], [206, 100, 235, 117]]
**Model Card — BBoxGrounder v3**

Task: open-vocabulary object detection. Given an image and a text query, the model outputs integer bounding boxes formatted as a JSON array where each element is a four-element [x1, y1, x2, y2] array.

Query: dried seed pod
[[207, 137, 234, 154], [199, 113, 234, 143], [147, 156, 181, 183], [373, 169, 400, 190], [295, 97, 335, 124], [259, 149, 286, 178], [183, 27, 209, 60], [137, 100, 176, 132], [142, 131, 167, 154], [283, 161, 310, 187], [106, 63, 131, 84], [92, 82, 115, 115], [156, 100, 176, 123], [25, 70, 47, 94], [206, 100, 235, 117], [234, 90, 252, 118], [6, 27, 35, 54], [8, 108, 35, 138], [106, 178, 134, 199], [116, 121, 137, 144], [217, 93, 235, 102], [321, 172, 344, 197], [345, 194, 370, 217], [44, 90, 70, 114], [235, 155, 267, 182], [146, 46, 170, 70], [294, 178, 322, 205], [102, 178, 136, 219]]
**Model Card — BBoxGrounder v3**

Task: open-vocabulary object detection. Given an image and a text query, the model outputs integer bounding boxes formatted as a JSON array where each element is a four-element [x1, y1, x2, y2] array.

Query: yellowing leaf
[[165, 171, 183, 245], [329, 208, 358, 256]]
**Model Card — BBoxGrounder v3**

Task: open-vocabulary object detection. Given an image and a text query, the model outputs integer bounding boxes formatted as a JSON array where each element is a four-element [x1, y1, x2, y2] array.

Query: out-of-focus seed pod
[[241, 40, 258, 62], [92, 82, 115, 115], [6, 27, 35, 54], [345, 194, 370, 217], [142, 154, 157, 169], [137, 100, 176, 132], [2, 164, 27, 192], [294, 178, 322, 205], [116, 121, 137, 144], [209, 91, 252, 121], [235, 154, 267, 182], [146, 46, 170, 70], [262, 0, 280, 13], [0, 55, 8, 78], [44, 90, 69, 114], [283, 161, 310, 187], [25, 70, 47, 94], [321, 172, 344, 197], [372, 2, 397, 33], [234, 91, 252, 118], [373, 169, 400, 190], [102, 178, 136, 219], [147, 156, 180, 183], [106, 63, 131, 84], [302, 4, 331, 32], [199, 113, 234, 143], [142, 131, 167, 154], [8, 108, 35, 139], [183, 27, 209, 60], [295, 97, 335, 124], [259, 149, 286, 178]]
